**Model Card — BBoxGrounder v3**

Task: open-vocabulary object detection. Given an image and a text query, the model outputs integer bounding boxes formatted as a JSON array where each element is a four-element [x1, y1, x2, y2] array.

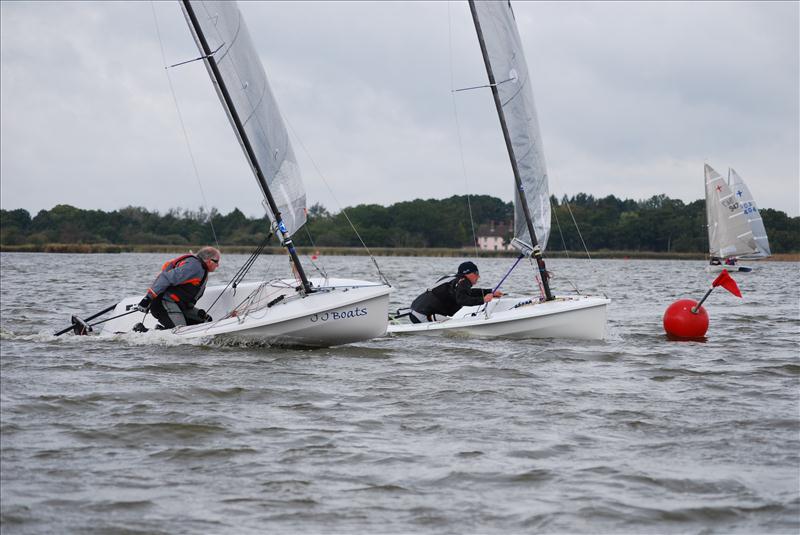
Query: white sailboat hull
[[388, 295, 609, 340], [99, 278, 391, 348]]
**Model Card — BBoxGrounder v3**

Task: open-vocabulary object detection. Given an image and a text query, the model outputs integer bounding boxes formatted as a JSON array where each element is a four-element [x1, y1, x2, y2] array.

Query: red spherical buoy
[[663, 299, 709, 339]]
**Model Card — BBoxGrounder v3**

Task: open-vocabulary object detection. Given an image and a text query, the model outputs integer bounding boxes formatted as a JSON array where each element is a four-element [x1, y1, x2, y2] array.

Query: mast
[[468, 0, 553, 301], [182, 0, 313, 294]]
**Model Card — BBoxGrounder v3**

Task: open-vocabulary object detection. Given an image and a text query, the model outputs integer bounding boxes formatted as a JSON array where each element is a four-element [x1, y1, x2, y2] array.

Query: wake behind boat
[[388, 0, 609, 341]]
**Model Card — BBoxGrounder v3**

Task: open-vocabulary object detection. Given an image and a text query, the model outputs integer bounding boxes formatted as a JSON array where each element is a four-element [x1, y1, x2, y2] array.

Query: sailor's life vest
[[147, 254, 209, 309]]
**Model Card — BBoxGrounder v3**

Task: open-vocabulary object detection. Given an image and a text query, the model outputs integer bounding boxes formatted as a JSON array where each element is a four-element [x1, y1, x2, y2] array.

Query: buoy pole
[[691, 288, 715, 314]]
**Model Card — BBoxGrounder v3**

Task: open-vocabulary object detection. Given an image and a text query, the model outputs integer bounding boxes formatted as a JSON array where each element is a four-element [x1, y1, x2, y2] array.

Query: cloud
[[1, 1, 797, 219]]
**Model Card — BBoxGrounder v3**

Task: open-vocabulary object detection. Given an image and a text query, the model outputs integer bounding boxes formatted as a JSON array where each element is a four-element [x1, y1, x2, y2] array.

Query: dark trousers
[[151, 299, 205, 329]]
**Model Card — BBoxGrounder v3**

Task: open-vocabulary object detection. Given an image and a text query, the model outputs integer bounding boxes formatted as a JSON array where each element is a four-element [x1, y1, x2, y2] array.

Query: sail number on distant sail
[[737, 190, 757, 216], [721, 198, 739, 213]]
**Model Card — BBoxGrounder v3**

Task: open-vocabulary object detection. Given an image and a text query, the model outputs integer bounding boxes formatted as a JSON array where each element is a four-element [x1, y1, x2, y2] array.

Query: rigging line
[[451, 77, 515, 93], [550, 197, 582, 295], [302, 224, 328, 279], [563, 197, 592, 262], [233, 242, 265, 286], [150, 1, 219, 249], [281, 116, 391, 287], [205, 231, 273, 313], [551, 197, 570, 261], [166, 43, 224, 69], [477, 253, 524, 315], [530, 256, 546, 299], [547, 162, 608, 294], [448, 1, 479, 258], [233, 234, 273, 286], [561, 194, 608, 296]]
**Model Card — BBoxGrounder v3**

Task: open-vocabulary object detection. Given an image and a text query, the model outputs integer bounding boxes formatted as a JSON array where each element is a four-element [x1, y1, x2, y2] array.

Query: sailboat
[[704, 164, 766, 273], [729, 168, 771, 259], [92, 1, 392, 347], [387, 0, 609, 341]]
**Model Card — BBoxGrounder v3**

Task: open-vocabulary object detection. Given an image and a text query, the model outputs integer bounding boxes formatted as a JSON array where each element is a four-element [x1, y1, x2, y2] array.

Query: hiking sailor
[[136, 247, 221, 329], [407, 261, 503, 323]]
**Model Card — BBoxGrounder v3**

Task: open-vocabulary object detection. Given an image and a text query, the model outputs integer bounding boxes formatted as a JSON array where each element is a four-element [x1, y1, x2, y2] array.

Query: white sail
[[182, 1, 306, 236], [705, 164, 757, 258], [728, 168, 771, 259], [472, 0, 550, 252]]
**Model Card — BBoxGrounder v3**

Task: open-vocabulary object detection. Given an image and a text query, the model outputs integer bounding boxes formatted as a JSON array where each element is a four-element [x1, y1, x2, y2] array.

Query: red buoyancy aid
[[147, 254, 209, 307], [161, 254, 196, 272]]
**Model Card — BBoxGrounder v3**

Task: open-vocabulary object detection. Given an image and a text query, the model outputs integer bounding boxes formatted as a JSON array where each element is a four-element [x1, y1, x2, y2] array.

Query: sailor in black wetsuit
[[408, 261, 503, 323]]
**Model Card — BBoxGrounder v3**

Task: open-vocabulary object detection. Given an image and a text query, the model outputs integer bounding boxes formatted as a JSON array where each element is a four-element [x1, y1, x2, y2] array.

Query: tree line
[[1, 193, 798, 253]]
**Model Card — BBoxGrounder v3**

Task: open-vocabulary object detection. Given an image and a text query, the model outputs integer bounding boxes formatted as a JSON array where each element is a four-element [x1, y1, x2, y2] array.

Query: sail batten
[[471, 0, 550, 252], [182, 0, 306, 237]]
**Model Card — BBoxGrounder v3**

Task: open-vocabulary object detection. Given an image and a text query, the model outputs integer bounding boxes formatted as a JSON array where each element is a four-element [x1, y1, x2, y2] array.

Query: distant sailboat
[[704, 163, 763, 273], [388, 0, 609, 340]]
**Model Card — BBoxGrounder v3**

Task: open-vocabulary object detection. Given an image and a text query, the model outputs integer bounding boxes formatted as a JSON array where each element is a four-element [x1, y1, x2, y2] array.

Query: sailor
[[408, 261, 503, 323], [136, 247, 221, 329]]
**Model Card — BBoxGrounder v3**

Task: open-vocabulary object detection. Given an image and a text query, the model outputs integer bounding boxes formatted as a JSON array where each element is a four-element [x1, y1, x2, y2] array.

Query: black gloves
[[137, 295, 152, 313], [197, 309, 212, 322]]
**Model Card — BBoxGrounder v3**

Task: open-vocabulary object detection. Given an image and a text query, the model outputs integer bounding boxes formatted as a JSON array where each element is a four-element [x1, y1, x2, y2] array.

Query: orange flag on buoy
[[712, 270, 742, 298]]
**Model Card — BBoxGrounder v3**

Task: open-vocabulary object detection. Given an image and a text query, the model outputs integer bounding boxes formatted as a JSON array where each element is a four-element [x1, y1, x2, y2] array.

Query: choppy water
[[1, 252, 798, 534]]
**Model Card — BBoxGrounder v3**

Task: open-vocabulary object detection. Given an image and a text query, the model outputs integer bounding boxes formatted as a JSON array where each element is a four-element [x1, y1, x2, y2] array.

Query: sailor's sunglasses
[[210, 258, 220, 264]]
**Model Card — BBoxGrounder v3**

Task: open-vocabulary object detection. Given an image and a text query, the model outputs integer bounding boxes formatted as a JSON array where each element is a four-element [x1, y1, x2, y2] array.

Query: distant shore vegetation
[[2, 194, 798, 255]]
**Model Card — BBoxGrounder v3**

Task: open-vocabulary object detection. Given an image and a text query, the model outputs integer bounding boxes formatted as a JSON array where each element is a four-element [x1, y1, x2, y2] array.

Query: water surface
[[1, 252, 798, 533]]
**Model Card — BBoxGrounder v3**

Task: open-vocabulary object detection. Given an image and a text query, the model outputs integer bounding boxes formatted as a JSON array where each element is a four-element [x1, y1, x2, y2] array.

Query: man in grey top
[[137, 246, 221, 329]]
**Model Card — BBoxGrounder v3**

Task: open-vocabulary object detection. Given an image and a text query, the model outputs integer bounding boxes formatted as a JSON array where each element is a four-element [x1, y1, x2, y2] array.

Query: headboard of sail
[[472, 0, 550, 252], [182, 0, 306, 236]]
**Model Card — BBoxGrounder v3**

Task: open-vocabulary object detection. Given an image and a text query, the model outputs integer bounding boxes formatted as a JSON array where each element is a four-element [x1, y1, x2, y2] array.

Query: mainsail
[[181, 0, 306, 236], [705, 164, 757, 259], [728, 168, 771, 259], [471, 0, 550, 252]]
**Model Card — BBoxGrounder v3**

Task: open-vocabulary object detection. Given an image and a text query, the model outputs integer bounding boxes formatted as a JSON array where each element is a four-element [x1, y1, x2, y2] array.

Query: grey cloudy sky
[[2, 1, 798, 219]]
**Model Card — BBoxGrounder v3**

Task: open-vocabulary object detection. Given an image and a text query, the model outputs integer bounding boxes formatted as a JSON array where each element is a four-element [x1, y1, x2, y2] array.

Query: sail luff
[[181, 4, 270, 211], [181, 0, 313, 293], [469, 0, 553, 301], [469, 0, 551, 255]]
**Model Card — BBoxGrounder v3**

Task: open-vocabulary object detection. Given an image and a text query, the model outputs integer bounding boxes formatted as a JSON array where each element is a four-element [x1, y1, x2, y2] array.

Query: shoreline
[[1, 243, 798, 261]]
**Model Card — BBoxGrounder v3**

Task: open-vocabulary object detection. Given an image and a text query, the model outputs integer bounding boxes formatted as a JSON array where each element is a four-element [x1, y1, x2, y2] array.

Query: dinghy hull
[[705, 265, 753, 273], [100, 278, 391, 348], [388, 295, 609, 340]]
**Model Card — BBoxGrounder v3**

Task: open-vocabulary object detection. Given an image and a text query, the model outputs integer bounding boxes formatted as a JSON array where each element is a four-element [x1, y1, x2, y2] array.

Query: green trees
[[761, 209, 800, 253], [0, 208, 31, 245], [297, 195, 513, 248], [1, 195, 798, 253]]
